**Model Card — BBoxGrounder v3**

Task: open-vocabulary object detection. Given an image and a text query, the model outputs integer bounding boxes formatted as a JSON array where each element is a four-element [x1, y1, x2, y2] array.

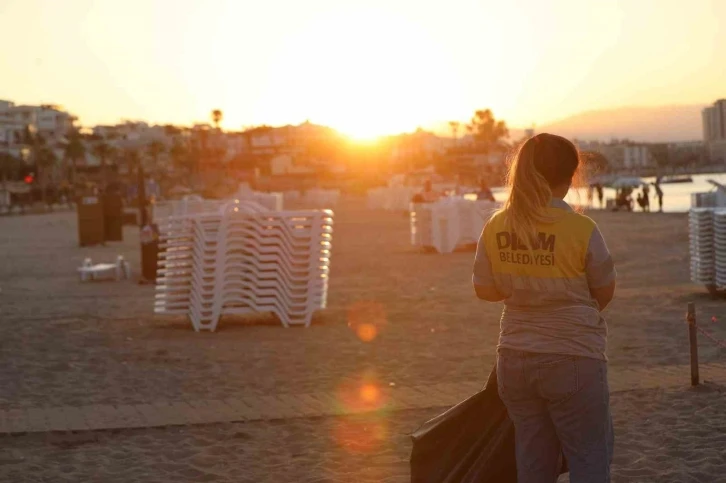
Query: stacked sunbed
[[154, 200, 333, 331], [689, 208, 715, 286]]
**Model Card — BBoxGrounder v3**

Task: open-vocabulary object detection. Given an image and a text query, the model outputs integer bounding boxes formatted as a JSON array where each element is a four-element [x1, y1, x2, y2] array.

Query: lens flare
[[360, 383, 380, 404], [346, 300, 387, 343], [356, 323, 377, 342], [332, 372, 391, 454], [335, 372, 389, 415]]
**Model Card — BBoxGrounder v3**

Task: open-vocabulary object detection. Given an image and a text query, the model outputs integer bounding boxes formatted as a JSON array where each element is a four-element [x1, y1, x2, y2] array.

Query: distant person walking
[[653, 178, 664, 212], [643, 184, 650, 212], [587, 185, 594, 207], [473, 133, 616, 482], [595, 183, 604, 209], [636, 185, 650, 212]]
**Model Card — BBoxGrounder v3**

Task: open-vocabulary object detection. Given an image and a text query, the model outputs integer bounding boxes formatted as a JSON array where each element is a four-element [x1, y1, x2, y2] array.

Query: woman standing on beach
[[473, 133, 616, 483]]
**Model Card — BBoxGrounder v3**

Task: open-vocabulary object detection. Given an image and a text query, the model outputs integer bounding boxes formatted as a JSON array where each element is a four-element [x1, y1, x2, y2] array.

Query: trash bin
[[77, 196, 105, 247], [140, 223, 159, 283], [103, 192, 124, 242]]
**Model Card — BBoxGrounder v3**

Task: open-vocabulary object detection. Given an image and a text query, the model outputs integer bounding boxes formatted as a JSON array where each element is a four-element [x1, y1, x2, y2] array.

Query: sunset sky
[[1, 0, 724, 138]]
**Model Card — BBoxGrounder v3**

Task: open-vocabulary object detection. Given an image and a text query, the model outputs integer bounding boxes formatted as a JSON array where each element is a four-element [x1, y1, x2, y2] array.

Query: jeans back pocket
[[536, 356, 578, 402], [497, 353, 528, 402]]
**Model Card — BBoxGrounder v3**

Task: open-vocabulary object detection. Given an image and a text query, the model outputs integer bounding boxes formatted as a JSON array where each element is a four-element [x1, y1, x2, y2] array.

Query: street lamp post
[[137, 160, 147, 226]]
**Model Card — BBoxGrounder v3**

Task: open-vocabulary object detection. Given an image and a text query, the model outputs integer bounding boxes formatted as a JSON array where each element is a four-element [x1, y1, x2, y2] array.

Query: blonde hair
[[501, 133, 580, 246]]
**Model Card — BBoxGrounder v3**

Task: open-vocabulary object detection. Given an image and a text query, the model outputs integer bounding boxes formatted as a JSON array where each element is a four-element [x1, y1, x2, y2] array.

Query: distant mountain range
[[533, 105, 706, 143], [431, 105, 707, 144]]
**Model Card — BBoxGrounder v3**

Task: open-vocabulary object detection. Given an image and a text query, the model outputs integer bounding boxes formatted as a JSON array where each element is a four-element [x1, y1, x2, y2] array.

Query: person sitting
[[412, 180, 442, 203], [476, 180, 496, 202], [613, 188, 633, 211]]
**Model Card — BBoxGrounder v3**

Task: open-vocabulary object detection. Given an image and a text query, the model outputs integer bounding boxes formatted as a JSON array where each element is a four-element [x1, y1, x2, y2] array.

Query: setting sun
[[260, 6, 466, 137]]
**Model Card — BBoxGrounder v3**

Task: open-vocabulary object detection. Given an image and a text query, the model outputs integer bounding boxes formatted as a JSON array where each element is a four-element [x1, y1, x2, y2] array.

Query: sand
[[1, 387, 724, 483], [1, 197, 725, 482]]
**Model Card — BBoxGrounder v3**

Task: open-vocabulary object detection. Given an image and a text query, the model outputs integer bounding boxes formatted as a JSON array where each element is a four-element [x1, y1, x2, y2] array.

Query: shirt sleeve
[[585, 225, 616, 288], [472, 224, 495, 286]]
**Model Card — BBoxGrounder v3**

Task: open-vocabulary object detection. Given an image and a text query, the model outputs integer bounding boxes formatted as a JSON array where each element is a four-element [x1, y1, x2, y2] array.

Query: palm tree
[[211, 109, 223, 130], [448, 121, 460, 142], [64, 129, 85, 184], [466, 109, 509, 154], [25, 131, 53, 205], [92, 141, 114, 187], [36, 145, 57, 205], [125, 148, 141, 175], [146, 139, 166, 175], [170, 140, 191, 176]]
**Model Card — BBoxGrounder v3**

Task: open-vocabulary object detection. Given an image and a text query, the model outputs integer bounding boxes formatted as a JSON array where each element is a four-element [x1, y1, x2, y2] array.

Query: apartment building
[[622, 145, 653, 169], [575, 140, 655, 171], [702, 99, 726, 142], [702, 99, 726, 162], [0, 100, 75, 140]]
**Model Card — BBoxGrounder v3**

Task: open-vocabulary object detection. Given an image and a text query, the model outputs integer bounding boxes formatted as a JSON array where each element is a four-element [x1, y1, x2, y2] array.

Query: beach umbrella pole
[[686, 303, 700, 386], [137, 163, 147, 227]]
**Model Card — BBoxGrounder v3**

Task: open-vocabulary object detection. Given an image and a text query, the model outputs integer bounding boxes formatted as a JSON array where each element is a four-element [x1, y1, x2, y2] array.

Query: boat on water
[[659, 175, 693, 184]]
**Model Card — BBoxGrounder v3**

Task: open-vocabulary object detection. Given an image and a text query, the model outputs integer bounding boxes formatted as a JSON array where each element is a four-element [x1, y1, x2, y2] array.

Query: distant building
[[667, 140, 705, 166], [0, 117, 27, 159], [622, 145, 653, 169], [390, 129, 447, 169], [93, 121, 170, 144], [702, 99, 726, 142], [269, 153, 315, 176], [0, 100, 75, 140], [710, 140, 726, 163], [575, 140, 656, 170], [0, 100, 76, 166], [703, 99, 726, 162]]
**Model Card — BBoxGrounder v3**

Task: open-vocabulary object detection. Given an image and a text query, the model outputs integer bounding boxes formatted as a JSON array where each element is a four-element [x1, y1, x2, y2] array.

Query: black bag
[[410, 363, 568, 483]]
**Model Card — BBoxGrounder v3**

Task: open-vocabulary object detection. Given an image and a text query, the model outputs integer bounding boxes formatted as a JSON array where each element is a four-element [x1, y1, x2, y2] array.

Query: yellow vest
[[483, 207, 596, 281]]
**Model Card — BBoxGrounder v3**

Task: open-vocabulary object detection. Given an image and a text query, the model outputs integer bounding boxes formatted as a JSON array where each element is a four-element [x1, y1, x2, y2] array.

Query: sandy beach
[[1, 197, 725, 482]]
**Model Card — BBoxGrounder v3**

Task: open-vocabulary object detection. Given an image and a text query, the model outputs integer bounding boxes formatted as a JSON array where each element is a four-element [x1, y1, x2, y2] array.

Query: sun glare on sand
[[264, 7, 462, 139]]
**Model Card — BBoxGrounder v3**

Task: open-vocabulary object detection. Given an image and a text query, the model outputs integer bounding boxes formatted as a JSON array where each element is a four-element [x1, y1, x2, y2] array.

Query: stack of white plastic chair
[[154, 200, 332, 331], [410, 199, 500, 253], [456, 199, 486, 245], [689, 208, 715, 286], [430, 200, 462, 254], [713, 210, 726, 287]]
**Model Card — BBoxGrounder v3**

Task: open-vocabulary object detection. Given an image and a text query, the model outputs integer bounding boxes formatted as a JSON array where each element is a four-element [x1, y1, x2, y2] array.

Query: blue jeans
[[497, 349, 614, 483]]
